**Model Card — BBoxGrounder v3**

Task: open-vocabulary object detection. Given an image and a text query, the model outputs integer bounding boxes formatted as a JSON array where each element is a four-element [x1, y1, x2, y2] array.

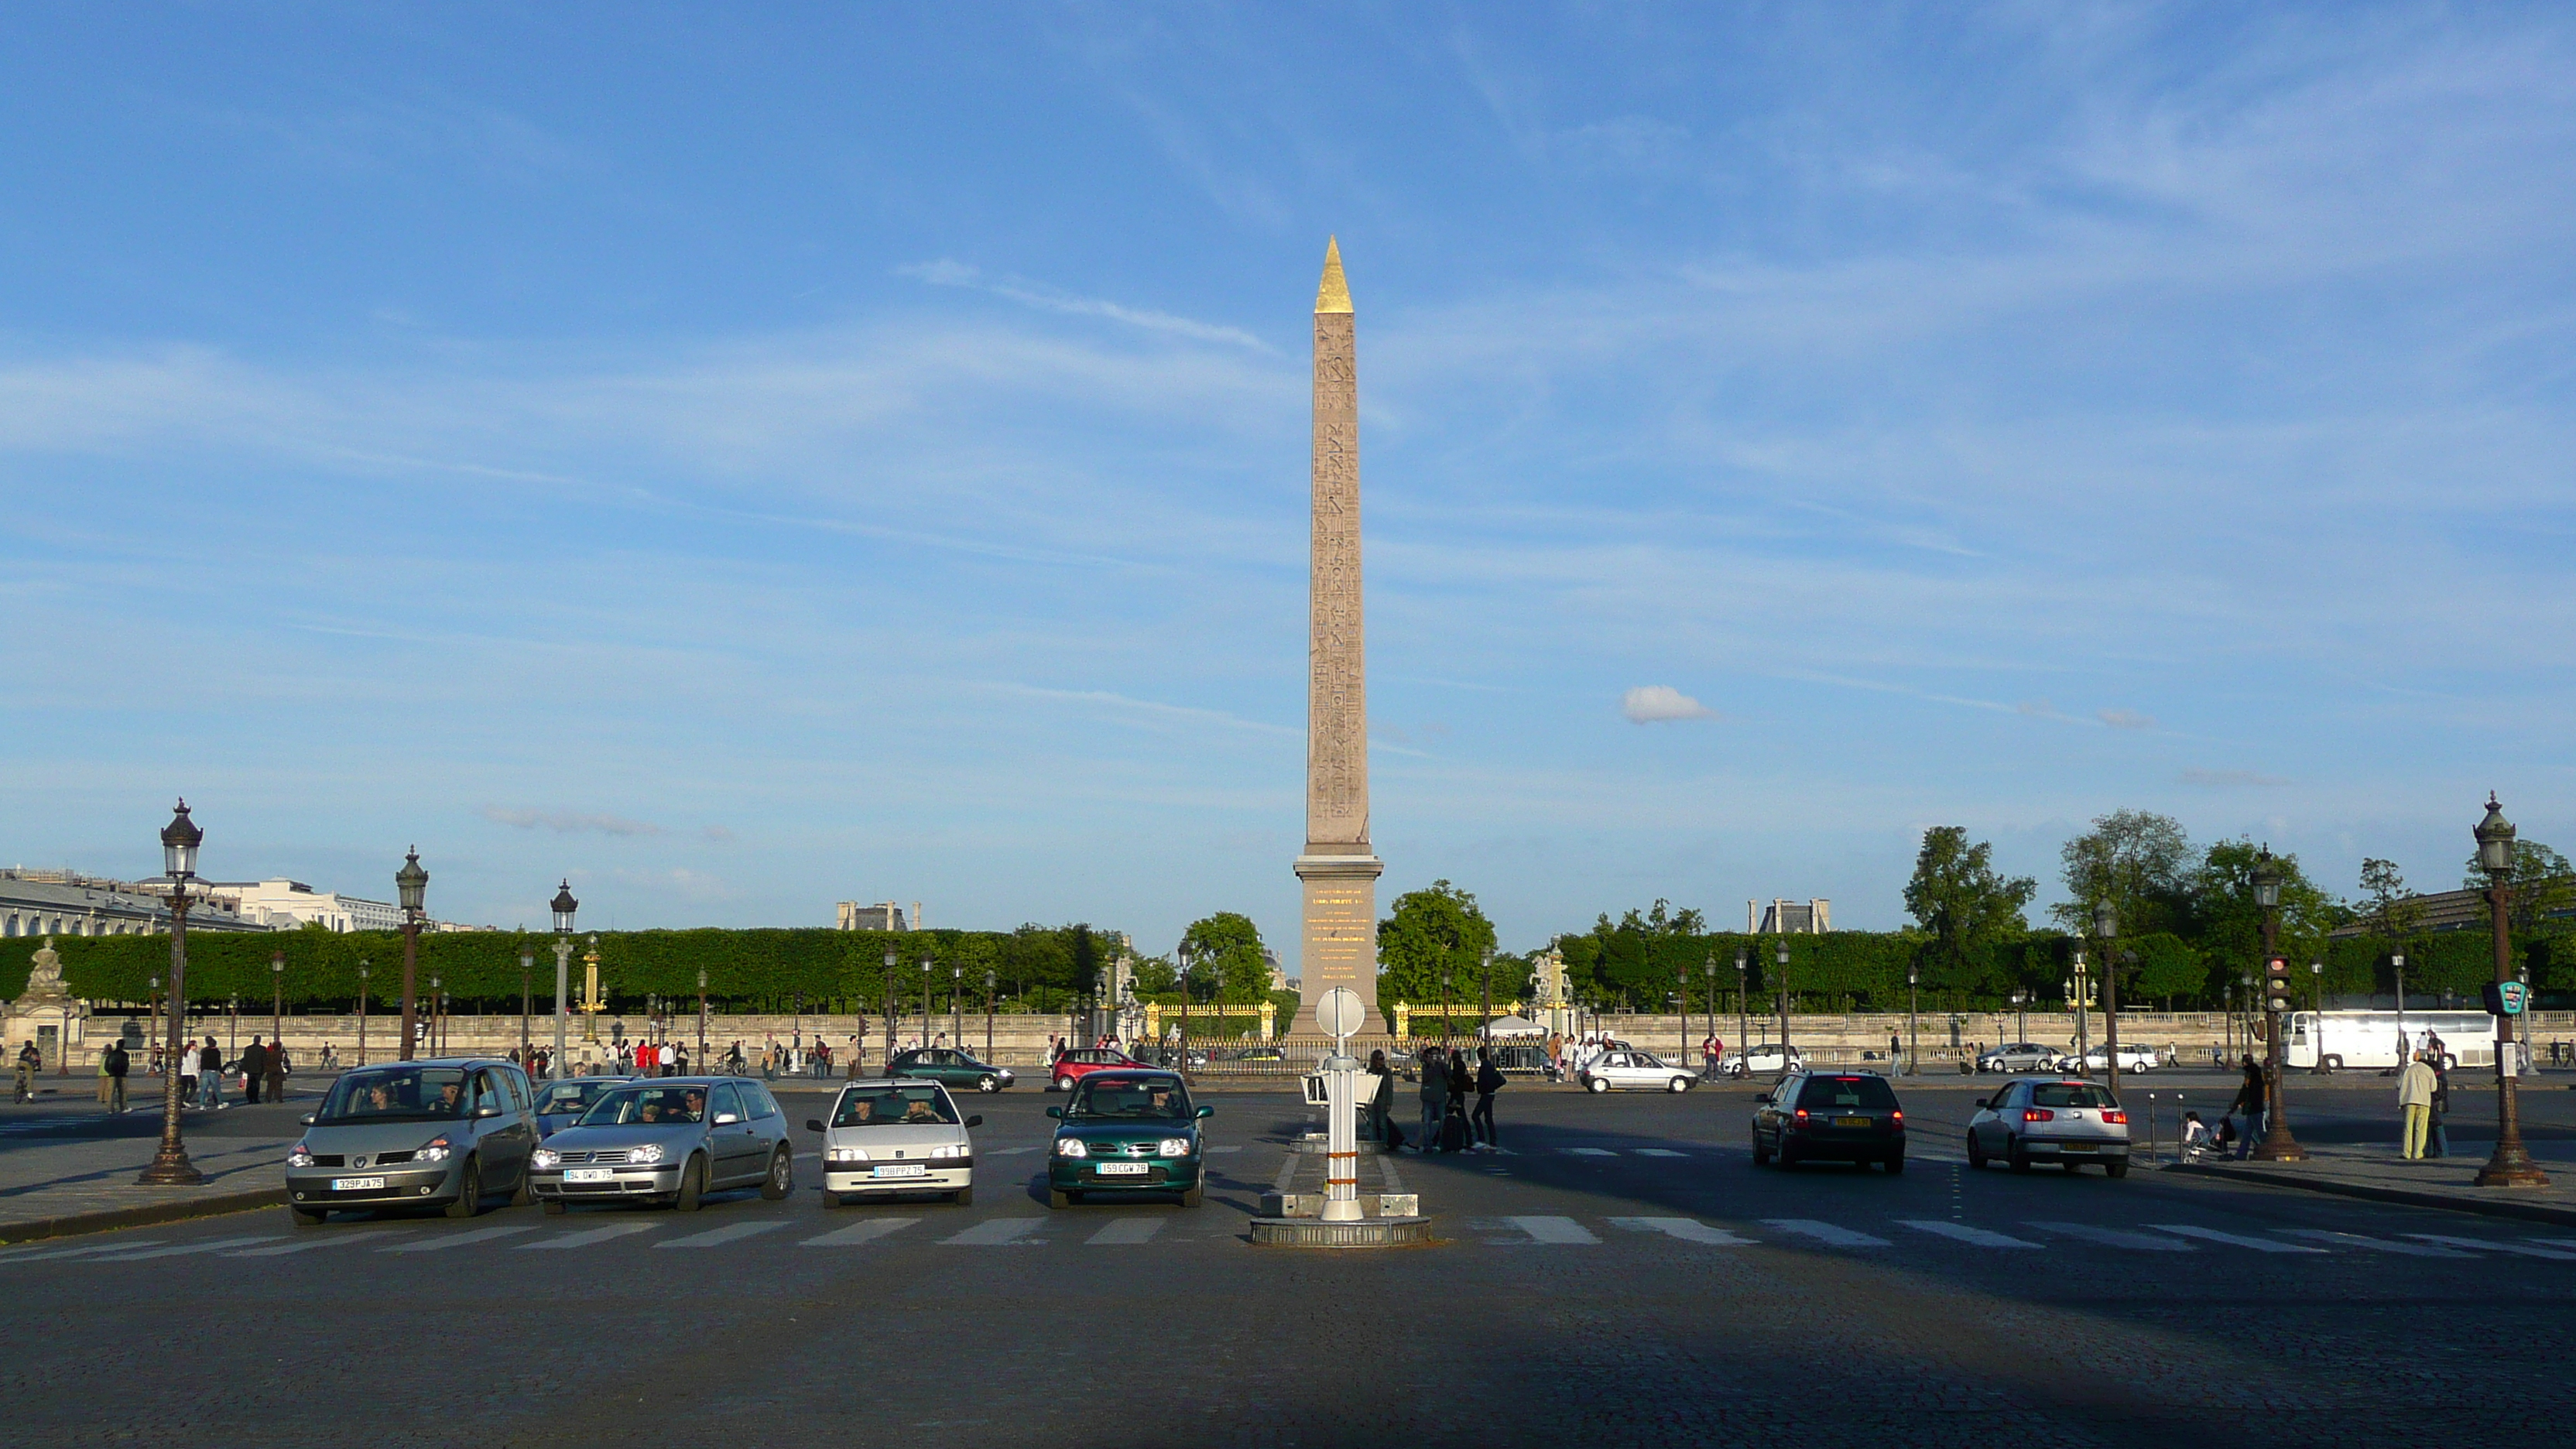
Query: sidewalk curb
[[0, 1187, 283, 1247], [2166, 1160, 2576, 1228]]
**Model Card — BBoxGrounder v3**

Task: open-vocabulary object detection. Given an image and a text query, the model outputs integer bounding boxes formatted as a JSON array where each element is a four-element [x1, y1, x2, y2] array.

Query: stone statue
[[21, 937, 70, 1001]]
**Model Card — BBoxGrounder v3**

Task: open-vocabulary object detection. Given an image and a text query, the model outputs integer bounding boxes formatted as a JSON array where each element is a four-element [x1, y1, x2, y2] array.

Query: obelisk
[[1294, 237, 1386, 1035]]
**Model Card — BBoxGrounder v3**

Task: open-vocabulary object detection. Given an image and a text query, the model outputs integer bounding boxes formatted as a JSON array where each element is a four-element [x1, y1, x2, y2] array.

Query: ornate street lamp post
[[951, 963, 963, 1051], [1701, 955, 1715, 1071], [1906, 961, 1920, 1078], [1177, 947, 1194, 1069], [1734, 948, 1749, 1070], [882, 947, 898, 1064], [2095, 899, 2122, 1099], [2012, 988, 2026, 1046], [148, 974, 162, 1074], [2249, 848, 2307, 1160], [1674, 958, 1687, 1064], [139, 800, 205, 1186], [548, 882, 577, 1077], [2475, 795, 2549, 1187], [356, 961, 370, 1067], [984, 968, 996, 1062], [269, 949, 286, 1067], [917, 957, 932, 1049], [429, 975, 443, 1058], [697, 968, 709, 1069], [1774, 938, 1791, 1061], [582, 934, 601, 1044], [395, 848, 427, 1060], [519, 946, 535, 1068], [2065, 955, 2089, 1076], [2309, 961, 2327, 1073]]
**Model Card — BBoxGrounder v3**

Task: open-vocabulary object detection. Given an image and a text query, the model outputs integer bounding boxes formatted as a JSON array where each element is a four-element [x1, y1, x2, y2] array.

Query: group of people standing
[[1363, 1043, 1504, 1153]]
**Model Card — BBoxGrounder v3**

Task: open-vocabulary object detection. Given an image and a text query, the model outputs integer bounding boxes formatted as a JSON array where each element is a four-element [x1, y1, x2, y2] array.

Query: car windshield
[[534, 1081, 615, 1116], [2031, 1084, 2115, 1108], [1065, 1077, 1193, 1120], [578, 1084, 709, 1126], [832, 1085, 958, 1127], [317, 1067, 471, 1123], [1800, 1076, 1899, 1109]]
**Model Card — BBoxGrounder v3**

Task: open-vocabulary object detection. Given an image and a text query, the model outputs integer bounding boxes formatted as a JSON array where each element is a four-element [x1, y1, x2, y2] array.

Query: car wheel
[[978, 1075, 999, 1093], [1777, 1143, 1800, 1170], [759, 1145, 793, 1201], [542, 1199, 567, 1215], [1586, 1077, 1609, 1094], [1885, 1153, 1906, 1175], [953, 1186, 972, 1206], [444, 1159, 484, 1220], [289, 1205, 327, 1228], [1047, 1189, 1070, 1209], [1966, 1135, 1987, 1170], [673, 1153, 706, 1212], [1055, 1076, 1075, 1092], [509, 1165, 533, 1208], [1666, 1076, 1690, 1093], [1752, 1134, 1771, 1166], [1180, 1185, 1204, 1208], [2105, 1160, 2129, 1179], [2007, 1138, 2033, 1173]]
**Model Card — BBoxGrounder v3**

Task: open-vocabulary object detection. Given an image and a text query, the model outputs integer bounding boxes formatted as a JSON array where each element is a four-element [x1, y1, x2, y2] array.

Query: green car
[[887, 1048, 1017, 1094], [1045, 1070, 1212, 1208]]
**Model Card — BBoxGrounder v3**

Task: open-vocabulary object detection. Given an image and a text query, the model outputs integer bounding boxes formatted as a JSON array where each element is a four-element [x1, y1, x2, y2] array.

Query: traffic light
[[2264, 955, 2291, 1013]]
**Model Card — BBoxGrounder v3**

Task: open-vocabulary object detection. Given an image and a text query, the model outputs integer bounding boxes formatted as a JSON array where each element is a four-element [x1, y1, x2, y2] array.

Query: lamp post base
[[2248, 1134, 2309, 1163], [136, 1150, 204, 1187], [2475, 1147, 2551, 1188]]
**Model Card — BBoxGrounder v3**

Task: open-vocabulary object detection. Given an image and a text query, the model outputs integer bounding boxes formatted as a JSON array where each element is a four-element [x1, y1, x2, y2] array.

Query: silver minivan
[[285, 1058, 539, 1225]]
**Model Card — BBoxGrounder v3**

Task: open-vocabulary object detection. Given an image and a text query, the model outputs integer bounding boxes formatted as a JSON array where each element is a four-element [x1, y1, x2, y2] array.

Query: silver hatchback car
[[811, 1078, 981, 1206], [526, 1077, 795, 1211], [1966, 1077, 2132, 1176], [285, 1058, 539, 1225]]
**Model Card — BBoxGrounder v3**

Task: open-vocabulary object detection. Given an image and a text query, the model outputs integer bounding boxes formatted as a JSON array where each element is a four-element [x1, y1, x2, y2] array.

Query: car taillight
[[1889, 1110, 1903, 1122], [2101, 1110, 2128, 1125], [1793, 1108, 1808, 1118], [2022, 1108, 2054, 1122]]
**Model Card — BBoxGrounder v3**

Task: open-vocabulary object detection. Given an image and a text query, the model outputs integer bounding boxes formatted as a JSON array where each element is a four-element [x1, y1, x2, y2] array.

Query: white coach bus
[[2285, 1010, 2496, 1072]]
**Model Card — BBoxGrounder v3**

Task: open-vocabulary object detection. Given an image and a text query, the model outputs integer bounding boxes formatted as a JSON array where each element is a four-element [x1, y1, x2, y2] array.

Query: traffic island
[[1252, 1192, 1433, 1247], [2167, 1144, 2576, 1228]]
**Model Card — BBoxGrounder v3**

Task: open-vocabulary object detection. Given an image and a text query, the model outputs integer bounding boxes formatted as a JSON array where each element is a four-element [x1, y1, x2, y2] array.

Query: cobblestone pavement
[[6, 1081, 2576, 1445]]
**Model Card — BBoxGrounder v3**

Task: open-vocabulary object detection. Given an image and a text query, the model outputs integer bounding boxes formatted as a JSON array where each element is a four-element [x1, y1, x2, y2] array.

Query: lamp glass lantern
[[550, 880, 578, 935], [160, 800, 202, 880], [2477, 793, 2516, 876], [396, 848, 429, 914], [2252, 850, 2280, 909]]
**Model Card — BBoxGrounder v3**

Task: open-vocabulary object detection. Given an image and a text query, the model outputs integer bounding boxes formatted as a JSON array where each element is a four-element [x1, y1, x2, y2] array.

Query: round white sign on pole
[[1317, 986, 1365, 1040]]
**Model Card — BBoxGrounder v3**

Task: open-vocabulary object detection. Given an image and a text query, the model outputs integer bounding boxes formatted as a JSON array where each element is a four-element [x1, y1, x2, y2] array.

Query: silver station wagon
[[285, 1058, 539, 1225], [811, 1078, 981, 1207], [526, 1076, 795, 1211]]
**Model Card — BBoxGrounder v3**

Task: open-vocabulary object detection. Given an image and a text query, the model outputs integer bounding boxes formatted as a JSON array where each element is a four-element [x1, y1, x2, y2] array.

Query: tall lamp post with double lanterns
[[2474, 795, 2549, 1187], [2249, 848, 2308, 1161], [139, 800, 206, 1187], [395, 848, 427, 1060], [548, 882, 577, 1077]]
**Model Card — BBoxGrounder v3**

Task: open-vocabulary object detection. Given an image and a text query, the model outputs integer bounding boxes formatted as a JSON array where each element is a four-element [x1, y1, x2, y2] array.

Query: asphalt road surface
[[7, 1077, 2574, 1446]]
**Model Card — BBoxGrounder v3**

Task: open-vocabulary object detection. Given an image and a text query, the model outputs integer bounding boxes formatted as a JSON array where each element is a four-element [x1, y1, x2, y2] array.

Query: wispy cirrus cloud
[[2181, 768, 2289, 788], [480, 807, 664, 838], [899, 260, 1275, 351], [2097, 708, 2157, 731], [1621, 685, 1713, 724]]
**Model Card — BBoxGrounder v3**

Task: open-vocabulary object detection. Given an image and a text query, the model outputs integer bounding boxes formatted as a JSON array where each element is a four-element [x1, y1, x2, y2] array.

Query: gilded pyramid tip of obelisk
[[1315, 235, 1352, 313]]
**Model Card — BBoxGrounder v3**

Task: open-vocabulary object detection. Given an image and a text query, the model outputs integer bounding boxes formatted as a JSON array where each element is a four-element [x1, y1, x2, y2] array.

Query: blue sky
[[4, 4, 2571, 957]]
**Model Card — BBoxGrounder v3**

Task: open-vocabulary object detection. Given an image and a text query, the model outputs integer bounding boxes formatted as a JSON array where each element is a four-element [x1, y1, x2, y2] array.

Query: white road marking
[[802, 1217, 920, 1248], [2407, 1233, 2576, 1260], [2150, 1225, 2325, 1253], [1610, 1216, 1755, 1245], [1761, 1219, 1889, 1248], [659, 1221, 786, 1249], [230, 1234, 396, 1257], [2029, 1221, 2197, 1252], [1271, 1153, 1303, 1194], [519, 1221, 661, 1251], [1375, 1155, 1409, 1194], [942, 1218, 1043, 1245], [0, 1239, 166, 1264], [93, 1235, 275, 1261], [1901, 1220, 2043, 1249], [1561, 1147, 1617, 1156], [381, 1225, 538, 1253], [988, 1146, 1040, 1156], [2276, 1228, 2471, 1258], [1507, 1215, 1601, 1244], [1208, 1146, 1242, 1155], [1087, 1217, 1166, 1245], [1633, 1148, 1687, 1158]]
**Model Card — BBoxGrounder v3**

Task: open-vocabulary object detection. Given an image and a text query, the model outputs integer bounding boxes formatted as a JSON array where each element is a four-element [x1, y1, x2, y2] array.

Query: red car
[[1047, 1047, 1142, 1092]]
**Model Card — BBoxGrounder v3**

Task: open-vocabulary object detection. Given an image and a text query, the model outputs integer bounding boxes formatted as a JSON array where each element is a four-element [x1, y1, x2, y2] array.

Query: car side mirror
[[301, 1113, 317, 1126], [1974, 1098, 1988, 1109], [1754, 1093, 1771, 1104], [1197, 1105, 1214, 1119], [1045, 1106, 1062, 1119], [806, 1118, 827, 1133], [964, 1115, 982, 1129], [713, 1112, 741, 1125]]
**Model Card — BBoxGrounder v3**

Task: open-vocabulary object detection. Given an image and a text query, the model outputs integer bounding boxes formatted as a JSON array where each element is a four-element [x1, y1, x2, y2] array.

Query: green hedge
[[0, 923, 1116, 1014]]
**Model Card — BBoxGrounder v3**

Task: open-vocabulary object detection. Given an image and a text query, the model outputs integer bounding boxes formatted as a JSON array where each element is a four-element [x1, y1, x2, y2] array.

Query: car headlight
[[1054, 1137, 1088, 1158], [628, 1142, 666, 1165], [529, 1149, 560, 1170], [287, 1142, 315, 1168], [1158, 1137, 1193, 1158], [826, 1146, 869, 1164], [928, 1143, 963, 1160], [417, 1137, 453, 1163]]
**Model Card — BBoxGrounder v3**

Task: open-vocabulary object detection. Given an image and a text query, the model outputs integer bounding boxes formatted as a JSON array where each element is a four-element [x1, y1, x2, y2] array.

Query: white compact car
[[809, 1078, 981, 1206], [1577, 1049, 1700, 1093], [2061, 1044, 2159, 1074], [1965, 1077, 2132, 1177], [1717, 1043, 1806, 1078]]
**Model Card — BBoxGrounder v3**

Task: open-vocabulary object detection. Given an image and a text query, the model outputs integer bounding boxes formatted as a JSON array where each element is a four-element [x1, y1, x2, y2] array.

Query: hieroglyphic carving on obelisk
[[1295, 237, 1386, 1033]]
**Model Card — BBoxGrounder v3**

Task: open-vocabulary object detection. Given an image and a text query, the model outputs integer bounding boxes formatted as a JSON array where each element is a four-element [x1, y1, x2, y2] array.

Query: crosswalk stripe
[[2407, 1233, 2576, 1260], [2028, 1221, 2197, 1252], [2150, 1225, 2324, 1254], [1762, 1218, 1889, 1248], [1561, 1148, 1616, 1157], [2276, 1228, 2470, 1258], [1508, 1215, 1599, 1244], [1208, 1146, 1242, 1155], [381, 1225, 536, 1254], [659, 1222, 786, 1250], [1633, 1148, 1686, 1157], [1902, 1220, 2043, 1249], [0, 1240, 166, 1265], [1610, 1216, 1754, 1245], [803, 1217, 920, 1248], [230, 1234, 396, 1257], [519, 1221, 660, 1251], [988, 1146, 1039, 1156], [942, 1218, 1043, 1246], [1087, 1218, 1166, 1245], [92, 1234, 272, 1261]]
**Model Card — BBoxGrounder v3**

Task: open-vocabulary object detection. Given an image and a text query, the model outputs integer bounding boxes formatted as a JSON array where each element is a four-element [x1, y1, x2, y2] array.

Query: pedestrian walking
[[265, 1041, 288, 1102], [1415, 1046, 1445, 1151], [197, 1036, 224, 1110], [2427, 1057, 2451, 1158], [1367, 1050, 1403, 1150], [15, 1040, 39, 1103], [1471, 1046, 1502, 1151], [2228, 1053, 2264, 1157], [96, 1048, 113, 1105], [104, 1040, 129, 1113], [1889, 1033, 1903, 1073], [2397, 1050, 2437, 1159], [239, 1036, 269, 1105], [177, 1040, 197, 1106]]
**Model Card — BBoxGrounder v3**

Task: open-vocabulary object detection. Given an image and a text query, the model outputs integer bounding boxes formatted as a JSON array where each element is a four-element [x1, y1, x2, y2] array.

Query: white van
[[2286, 1011, 2496, 1071]]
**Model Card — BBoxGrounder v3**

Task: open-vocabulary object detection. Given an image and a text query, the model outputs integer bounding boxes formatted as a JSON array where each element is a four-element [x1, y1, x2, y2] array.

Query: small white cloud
[[2098, 708, 2157, 730], [480, 806, 663, 838], [2015, 700, 2054, 717], [1622, 685, 1714, 724], [2181, 768, 2289, 788], [700, 824, 736, 843]]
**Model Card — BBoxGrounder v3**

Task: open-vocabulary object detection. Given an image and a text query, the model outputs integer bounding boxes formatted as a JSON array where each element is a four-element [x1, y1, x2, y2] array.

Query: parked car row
[[1749, 1068, 2133, 1177], [1974, 1042, 2162, 1074]]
